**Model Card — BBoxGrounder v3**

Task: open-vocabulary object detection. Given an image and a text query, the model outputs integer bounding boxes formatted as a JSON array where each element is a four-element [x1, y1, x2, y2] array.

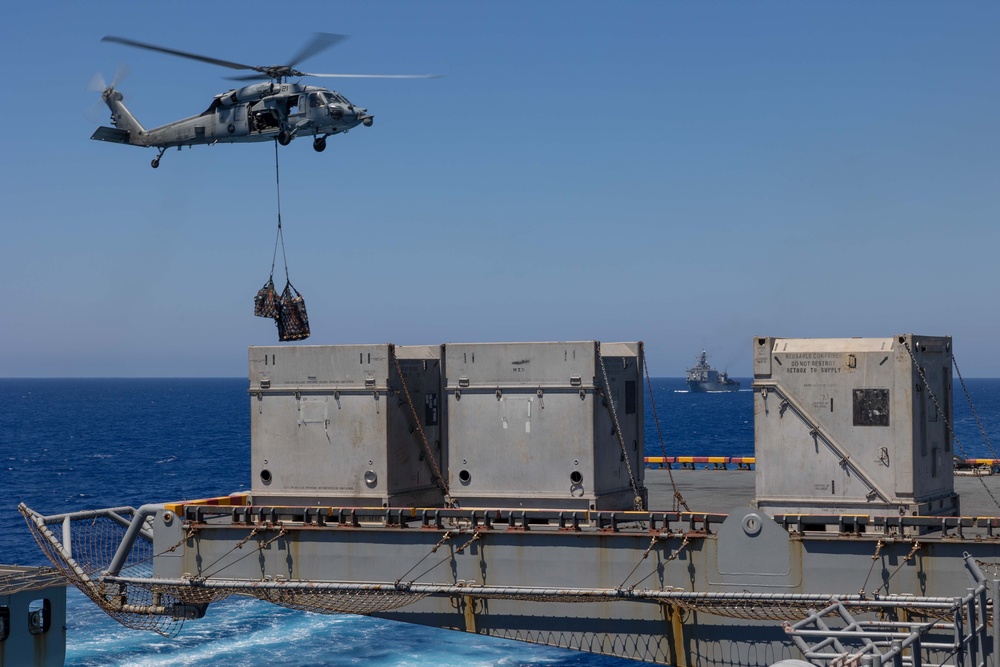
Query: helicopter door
[[286, 95, 303, 127], [218, 104, 248, 140], [249, 100, 281, 135]]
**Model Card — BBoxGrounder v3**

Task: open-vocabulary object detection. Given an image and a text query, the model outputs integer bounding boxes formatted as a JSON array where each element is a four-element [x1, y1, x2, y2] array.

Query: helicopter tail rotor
[[87, 63, 131, 92], [87, 71, 106, 93], [86, 64, 131, 123]]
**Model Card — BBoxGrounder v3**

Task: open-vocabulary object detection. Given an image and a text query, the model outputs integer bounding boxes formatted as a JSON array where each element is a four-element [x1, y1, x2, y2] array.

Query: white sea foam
[[65, 590, 616, 666]]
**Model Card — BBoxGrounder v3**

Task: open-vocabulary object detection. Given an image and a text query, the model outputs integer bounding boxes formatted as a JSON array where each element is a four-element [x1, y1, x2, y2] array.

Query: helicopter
[[91, 34, 436, 168]]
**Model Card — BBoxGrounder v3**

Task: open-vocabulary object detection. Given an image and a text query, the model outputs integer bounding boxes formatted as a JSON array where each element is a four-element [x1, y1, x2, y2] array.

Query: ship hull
[[23, 470, 1000, 667], [686, 380, 740, 392]]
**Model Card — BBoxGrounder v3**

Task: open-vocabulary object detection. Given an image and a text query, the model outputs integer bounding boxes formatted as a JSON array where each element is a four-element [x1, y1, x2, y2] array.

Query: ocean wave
[[66, 591, 628, 667]]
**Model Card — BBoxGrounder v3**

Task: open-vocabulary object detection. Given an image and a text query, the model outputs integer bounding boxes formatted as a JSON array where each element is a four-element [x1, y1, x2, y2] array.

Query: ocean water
[[2, 377, 999, 666]]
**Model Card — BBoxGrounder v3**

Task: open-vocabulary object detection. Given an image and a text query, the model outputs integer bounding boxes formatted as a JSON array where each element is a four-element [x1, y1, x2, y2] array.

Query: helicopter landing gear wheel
[[151, 147, 167, 169], [277, 131, 292, 146], [313, 137, 327, 153]]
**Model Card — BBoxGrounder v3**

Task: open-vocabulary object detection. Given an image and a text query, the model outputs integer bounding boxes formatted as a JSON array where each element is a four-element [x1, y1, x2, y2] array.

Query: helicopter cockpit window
[[309, 93, 324, 108]]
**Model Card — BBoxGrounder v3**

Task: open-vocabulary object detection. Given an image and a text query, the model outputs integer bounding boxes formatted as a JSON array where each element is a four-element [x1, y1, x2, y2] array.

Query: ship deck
[[645, 467, 1000, 517]]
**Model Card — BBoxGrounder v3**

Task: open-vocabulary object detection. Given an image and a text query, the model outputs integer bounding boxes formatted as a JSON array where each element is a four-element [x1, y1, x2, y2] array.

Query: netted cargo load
[[276, 281, 309, 341], [252, 277, 311, 342], [253, 278, 280, 318]]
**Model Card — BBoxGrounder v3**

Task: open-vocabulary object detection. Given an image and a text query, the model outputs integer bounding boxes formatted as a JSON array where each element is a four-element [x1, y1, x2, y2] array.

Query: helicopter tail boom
[[92, 87, 147, 146]]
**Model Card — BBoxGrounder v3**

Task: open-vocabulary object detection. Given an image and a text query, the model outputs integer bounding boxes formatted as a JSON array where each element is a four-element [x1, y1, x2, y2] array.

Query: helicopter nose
[[352, 107, 373, 127], [329, 104, 370, 126]]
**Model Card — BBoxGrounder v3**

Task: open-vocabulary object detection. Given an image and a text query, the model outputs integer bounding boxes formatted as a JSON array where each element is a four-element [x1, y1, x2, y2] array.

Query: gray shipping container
[[443, 341, 646, 510], [248, 344, 446, 507], [752, 334, 959, 519]]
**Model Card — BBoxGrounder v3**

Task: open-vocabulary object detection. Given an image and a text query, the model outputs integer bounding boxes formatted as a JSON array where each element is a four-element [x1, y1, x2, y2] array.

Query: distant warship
[[685, 349, 739, 392]]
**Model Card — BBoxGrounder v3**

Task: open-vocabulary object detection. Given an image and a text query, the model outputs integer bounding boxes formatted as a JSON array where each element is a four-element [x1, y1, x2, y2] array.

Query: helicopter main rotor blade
[[102, 36, 259, 72], [225, 74, 274, 82], [303, 72, 442, 79], [286, 33, 348, 69], [225, 72, 440, 82], [103, 34, 438, 83]]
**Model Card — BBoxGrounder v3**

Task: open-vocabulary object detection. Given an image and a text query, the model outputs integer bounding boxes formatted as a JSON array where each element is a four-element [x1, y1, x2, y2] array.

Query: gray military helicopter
[[92, 34, 435, 168]]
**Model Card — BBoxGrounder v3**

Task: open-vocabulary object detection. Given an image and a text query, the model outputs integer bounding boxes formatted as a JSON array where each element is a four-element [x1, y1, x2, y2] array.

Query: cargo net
[[669, 598, 840, 621], [247, 588, 427, 615], [276, 281, 309, 341], [19, 506, 432, 635], [254, 279, 310, 341], [19, 506, 234, 637], [446, 590, 958, 622], [246, 590, 962, 624], [661, 598, 953, 623], [253, 277, 280, 318], [101, 583, 425, 622]]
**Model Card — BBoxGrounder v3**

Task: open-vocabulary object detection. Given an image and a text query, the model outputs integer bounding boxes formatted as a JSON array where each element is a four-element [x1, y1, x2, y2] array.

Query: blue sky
[[1, 2, 997, 377]]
